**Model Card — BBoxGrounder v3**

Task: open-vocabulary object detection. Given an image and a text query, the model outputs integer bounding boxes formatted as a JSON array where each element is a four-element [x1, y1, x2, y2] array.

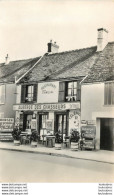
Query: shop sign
[[46, 120, 53, 130], [38, 81, 59, 103], [0, 118, 14, 131], [83, 140, 95, 149], [13, 102, 80, 111], [81, 126, 96, 138], [81, 120, 87, 124], [87, 120, 96, 125]]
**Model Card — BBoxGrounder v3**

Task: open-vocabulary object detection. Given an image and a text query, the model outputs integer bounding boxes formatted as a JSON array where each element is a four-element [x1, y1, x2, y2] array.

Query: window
[[58, 81, 81, 102], [104, 82, 114, 105], [66, 81, 77, 102], [21, 84, 37, 103], [26, 85, 34, 102], [0, 85, 5, 104]]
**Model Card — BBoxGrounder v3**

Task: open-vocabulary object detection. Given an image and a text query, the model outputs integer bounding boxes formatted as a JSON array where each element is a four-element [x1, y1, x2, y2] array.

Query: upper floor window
[[26, 85, 34, 102], [58, 81, 81, 102], [21, 84, 37, 103], [104, 82, 114, 105], [0, 85, 5, 104], [66, 81, 77, 102]]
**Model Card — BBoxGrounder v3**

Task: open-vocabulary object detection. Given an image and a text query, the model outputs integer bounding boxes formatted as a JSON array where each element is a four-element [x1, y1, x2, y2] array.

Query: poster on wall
[[0, 118, 14, 131], [31, 119, 37, 130], [81, 126, 96, 138], [38, 81, 59, 103], [46, 120, 53, 130], [69, 110, 80, 134]]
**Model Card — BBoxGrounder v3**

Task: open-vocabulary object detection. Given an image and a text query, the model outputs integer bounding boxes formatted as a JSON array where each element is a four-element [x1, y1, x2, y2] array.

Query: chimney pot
[[5, 54, 9, 65], [47, 40, 59, 53]]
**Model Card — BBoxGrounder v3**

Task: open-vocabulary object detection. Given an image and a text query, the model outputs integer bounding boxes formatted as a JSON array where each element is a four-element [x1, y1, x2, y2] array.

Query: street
[[0, 150, 114, 183]]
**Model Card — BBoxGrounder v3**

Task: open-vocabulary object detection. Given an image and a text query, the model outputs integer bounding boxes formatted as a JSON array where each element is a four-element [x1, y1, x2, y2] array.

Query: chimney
[[47, 40, 59, 53], [5, 54, 9, 65], [97, 28, 108, 52]]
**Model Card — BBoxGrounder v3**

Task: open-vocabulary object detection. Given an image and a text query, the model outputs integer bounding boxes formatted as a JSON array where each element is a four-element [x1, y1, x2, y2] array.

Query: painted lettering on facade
[[13, 102, 80, 111], [38, 81, 59, 103]]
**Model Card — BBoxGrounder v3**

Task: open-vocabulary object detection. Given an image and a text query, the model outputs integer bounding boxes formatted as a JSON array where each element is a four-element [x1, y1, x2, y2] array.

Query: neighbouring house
[[81, 28, 114, 151], [0, 55, 40, 140], [13, 29, 107, 143]]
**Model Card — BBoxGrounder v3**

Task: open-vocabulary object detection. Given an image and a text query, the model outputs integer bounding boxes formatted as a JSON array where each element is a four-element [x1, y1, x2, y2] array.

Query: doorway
[[55, 113, 67, 141], [38, 113, 48, 135], [100, 118, 114, 151], [23, 113, 33, 131]]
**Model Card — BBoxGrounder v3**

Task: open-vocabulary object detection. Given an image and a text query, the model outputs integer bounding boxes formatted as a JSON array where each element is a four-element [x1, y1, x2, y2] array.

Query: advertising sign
[[69, 110, 80, 132], [0, 118, 14, 132], [81, 126, 96, 138], [38, 81, 59, 103], [13, 102, 80, 111], [31, 119, 37, 130], [46, 120, 53, 130]]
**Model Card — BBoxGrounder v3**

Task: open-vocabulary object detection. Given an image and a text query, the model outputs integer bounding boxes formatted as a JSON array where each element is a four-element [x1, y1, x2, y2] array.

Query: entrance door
[[23, 113, 33, 131], [56, 114, 67, 141], [100, 118, 114, 151], [39, 113, 48, 135]]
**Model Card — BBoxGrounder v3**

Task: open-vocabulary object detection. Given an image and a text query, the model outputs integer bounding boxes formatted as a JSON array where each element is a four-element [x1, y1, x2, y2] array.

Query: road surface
[[0, 150, 113, 182]]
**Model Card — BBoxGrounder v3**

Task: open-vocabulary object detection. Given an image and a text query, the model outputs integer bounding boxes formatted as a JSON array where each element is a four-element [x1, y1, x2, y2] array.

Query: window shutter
[[33, 84, 37, 102], [77, 81, 81, 101], [58, 82, 65, 102], [21, 85, 26, 103]]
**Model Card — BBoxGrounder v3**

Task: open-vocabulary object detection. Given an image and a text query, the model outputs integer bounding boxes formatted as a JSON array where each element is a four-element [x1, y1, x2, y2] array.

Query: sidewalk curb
[[0, 147, 114, 165]]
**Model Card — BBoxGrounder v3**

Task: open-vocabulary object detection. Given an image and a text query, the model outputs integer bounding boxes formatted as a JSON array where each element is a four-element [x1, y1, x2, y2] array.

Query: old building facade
[[81, 29, 114, 151]]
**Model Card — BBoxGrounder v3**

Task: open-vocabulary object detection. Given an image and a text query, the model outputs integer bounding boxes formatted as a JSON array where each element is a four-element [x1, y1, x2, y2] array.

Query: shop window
[[66, 81, 80, 102], [21, 84, 37, 103], [0, 85, 5, 104], [104, 82, 114, 105]]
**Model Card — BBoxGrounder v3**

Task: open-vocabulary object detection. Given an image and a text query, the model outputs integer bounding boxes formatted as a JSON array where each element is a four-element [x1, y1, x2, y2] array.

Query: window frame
[[66, 81, 77, 102], [0, 85, 6, 105], [104, 82, 114, 105], [26, 85, 34, 102], [21, 84, 37, 103]]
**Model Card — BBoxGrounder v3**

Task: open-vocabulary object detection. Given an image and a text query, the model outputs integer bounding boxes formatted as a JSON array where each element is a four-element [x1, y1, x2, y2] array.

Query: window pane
[[73, 82, 77, 88], [68, 82, 72, 88], [74, 89, 77, 95], [68, 89, 72, 95]]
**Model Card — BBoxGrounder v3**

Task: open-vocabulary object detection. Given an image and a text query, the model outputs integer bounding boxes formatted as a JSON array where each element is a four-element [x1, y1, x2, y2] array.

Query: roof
[[1, 41, 113, 84], [83, 42, 114, 83], [19, 46, 97, 83], [0, 57, 40, 83]]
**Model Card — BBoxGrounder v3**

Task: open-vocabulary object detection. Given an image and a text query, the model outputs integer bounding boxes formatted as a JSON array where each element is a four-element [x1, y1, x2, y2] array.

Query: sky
[[0, 0, 114, 63]]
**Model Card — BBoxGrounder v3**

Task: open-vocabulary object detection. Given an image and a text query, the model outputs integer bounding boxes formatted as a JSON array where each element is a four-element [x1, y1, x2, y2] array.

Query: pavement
[[0, 141, 114, 164]]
